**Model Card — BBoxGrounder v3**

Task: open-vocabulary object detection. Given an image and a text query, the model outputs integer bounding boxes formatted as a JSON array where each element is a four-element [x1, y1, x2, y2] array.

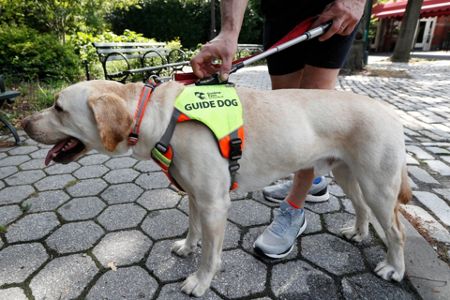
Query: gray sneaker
[[253, 201, 307, 258], [263, 176, 329, 203]]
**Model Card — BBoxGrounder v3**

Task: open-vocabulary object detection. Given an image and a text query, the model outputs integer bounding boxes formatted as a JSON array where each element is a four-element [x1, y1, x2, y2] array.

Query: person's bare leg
[[271, 65, 340, 208]]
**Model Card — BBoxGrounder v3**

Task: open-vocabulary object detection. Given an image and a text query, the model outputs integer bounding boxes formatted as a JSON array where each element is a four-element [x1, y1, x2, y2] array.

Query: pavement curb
[[372, 214, 450, 300]]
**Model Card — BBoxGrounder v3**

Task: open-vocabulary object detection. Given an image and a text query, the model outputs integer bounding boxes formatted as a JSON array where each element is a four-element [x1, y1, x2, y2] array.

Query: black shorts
[[262, 2, 358, 75]]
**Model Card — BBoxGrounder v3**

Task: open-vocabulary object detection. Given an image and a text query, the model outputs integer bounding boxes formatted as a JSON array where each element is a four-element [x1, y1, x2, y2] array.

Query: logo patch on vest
[[174, 85, 243, 140]]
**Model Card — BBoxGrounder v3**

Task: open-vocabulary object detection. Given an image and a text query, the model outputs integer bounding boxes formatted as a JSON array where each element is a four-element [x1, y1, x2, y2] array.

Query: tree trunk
[[210, 0, 217, 40], [391, 0, 424, 62], [342, 0, 371, 72]]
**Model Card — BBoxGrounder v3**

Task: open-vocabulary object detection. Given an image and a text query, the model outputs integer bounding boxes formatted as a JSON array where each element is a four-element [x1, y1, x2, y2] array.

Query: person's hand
[[313, 0, 366, 41], [190, 32, 238, 81]]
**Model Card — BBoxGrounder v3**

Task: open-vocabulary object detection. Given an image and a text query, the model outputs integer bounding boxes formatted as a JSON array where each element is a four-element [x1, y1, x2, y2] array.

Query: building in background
[[372, 0, 450, 52]]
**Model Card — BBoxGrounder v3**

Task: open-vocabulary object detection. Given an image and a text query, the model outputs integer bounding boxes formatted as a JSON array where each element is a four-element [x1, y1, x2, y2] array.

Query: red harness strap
[[128, 82, 157, 145]]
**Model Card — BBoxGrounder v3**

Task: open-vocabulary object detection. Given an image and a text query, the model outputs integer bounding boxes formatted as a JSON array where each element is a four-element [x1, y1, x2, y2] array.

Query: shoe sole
[[253, 219, 308, 259], [263, 190, 330, 204]]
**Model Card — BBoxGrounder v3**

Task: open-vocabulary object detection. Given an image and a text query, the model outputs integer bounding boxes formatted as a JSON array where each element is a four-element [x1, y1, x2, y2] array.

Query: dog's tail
[[398, 164, 412, 204]]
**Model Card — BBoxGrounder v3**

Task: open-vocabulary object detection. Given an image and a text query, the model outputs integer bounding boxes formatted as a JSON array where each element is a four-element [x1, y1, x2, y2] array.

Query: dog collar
[[128, 82, 157, 145]]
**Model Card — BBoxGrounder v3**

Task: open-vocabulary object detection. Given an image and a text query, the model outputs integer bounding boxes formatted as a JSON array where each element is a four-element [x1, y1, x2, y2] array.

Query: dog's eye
[[54, 104, 63, 112]]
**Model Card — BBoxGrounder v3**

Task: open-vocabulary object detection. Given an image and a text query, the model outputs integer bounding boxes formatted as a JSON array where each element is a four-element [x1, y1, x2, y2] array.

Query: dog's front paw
[[171, 239, 195, 257], [374, 260, 404, 282], [340, 226, 368, 242], [181, 273, 211, 297]]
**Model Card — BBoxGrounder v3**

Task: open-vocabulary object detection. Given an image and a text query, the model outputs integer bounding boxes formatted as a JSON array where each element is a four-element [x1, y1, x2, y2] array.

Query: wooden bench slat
[[93, 42, 166, 47], [97, 48, 169, 55]]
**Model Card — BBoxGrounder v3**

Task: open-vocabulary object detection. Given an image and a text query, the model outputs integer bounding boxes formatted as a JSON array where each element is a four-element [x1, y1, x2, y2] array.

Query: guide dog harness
[[128, 82, 244, 191]]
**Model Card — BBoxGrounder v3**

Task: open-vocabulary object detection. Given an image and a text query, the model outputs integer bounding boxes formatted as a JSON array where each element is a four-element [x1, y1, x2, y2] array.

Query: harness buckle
[[155, 142, 168, 153], [128, 133, 139, 145], [229, 138, 242, 160], [229, 162, 240, 172]]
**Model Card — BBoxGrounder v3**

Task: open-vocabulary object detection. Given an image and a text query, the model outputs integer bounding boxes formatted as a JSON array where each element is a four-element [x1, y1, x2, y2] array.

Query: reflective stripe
[[151, 148, 171, 167]]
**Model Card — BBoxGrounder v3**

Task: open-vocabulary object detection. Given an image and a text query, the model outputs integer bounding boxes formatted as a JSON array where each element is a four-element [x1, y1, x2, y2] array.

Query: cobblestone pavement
[[0, 58, 449, 299]]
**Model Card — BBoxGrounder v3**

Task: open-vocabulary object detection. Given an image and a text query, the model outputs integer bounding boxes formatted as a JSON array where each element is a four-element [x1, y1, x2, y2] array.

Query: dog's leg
[[358, 176, 405, 282], [181, 194, 230, 297], [333, 164, 370, 242], [172, 195, 202, 257]]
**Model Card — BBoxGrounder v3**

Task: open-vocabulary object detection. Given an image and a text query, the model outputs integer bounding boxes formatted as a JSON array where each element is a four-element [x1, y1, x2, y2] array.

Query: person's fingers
[[319, 18, 343, 41], [219, 55, 232, 82], [342, 20, 357, 36], [190, 55, 206, 78]]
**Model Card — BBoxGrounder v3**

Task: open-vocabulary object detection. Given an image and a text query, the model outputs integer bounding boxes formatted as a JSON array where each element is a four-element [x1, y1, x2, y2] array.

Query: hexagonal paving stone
[[223, 221, 241, 250], [323, 212, 355, 235], [135, 172, 169, 190], [97, 203, 147, 231], [86, 266, 158, 300], [30, 149, 48, 159], [329, 183, 346, 197], [228, 199, 271, 226], [301, 233, 365, 276], [8, 145, 38, 155], [6, 212, 60, 243], [0, 166, 18, 179], [304, 196, 341, 214], [34, 174, 76, 191], [93, 230, 152, 267], [146, 239, 200, 282], [78, 153, 110, 165], [46, 221, 105, 254], [304, 209, 323, 234], [242, 226, 298, 262], [66, 178, 107, 197], [0, 287, 28, 300], [0, 185, 35, 205], [362, 245, 387, 270], [141, 209, 188, 240], [5, 170, 45, 185], [0, 205, 22, 225], [19, 158, 46, 170], [271, 260, 338, 299], [101, 183, 143, 204], [58, 197, 106, 221], [157, 283, 222, 300], [342, 198, 356, 214], [105, 157, 137, 169], [0, 155, 30, 167], [137, 189, 182, 210], [0, 243, 48, 284], [342, 273, 415, 299], [103, 168, 139, 184], [23, 190, 70, 212], [44, 162, 80, 175], [29, 254, 98, 300], [134, 160, 160, 172], [212, 249, 267, 298], [73, 165, 109, 179]]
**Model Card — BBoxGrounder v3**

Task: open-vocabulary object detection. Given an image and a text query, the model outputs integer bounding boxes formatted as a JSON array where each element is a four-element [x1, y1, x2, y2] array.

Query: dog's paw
[[171, 239, 195, 257], [181, 273, 210, 297], [374, 260, 404, 282], [340, 226, 368, 242]]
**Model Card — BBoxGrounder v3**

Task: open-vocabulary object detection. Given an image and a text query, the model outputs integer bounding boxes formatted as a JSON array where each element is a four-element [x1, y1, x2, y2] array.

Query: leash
[[174, 17, 332, 85]]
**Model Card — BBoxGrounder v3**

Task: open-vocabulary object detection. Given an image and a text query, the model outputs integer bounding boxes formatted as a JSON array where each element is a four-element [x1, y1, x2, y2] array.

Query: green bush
[[0, 24, 81, 82]]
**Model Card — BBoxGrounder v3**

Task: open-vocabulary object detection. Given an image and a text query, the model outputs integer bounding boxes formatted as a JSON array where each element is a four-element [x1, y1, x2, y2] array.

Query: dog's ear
[[88, 93, 132, 152]]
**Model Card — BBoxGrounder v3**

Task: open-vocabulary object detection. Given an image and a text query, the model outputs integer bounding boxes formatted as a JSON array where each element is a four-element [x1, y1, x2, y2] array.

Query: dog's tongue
[[45, 139, 68, 166]]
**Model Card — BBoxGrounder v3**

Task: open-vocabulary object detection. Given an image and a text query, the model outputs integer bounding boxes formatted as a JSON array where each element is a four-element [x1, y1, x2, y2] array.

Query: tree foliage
[[110, 0, 263, 48], [0, 0, 140, 43]]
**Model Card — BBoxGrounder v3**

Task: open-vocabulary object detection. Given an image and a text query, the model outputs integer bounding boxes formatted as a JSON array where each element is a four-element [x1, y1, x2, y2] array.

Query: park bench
[[0, 75, 21, 145], [92, 42, 189, 82], [237, 44, 263, 58]]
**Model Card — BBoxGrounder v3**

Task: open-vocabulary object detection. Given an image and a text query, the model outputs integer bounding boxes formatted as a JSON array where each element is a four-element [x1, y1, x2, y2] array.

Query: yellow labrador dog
[[22, 80, 411, 297]]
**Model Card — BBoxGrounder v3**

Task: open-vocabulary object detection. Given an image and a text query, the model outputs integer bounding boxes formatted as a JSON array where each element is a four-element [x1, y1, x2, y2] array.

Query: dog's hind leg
[[172, 195, 202, 257], [333, 164, 370, 242], [358, 174, 406, 282], [181, 193, 230, 297]]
